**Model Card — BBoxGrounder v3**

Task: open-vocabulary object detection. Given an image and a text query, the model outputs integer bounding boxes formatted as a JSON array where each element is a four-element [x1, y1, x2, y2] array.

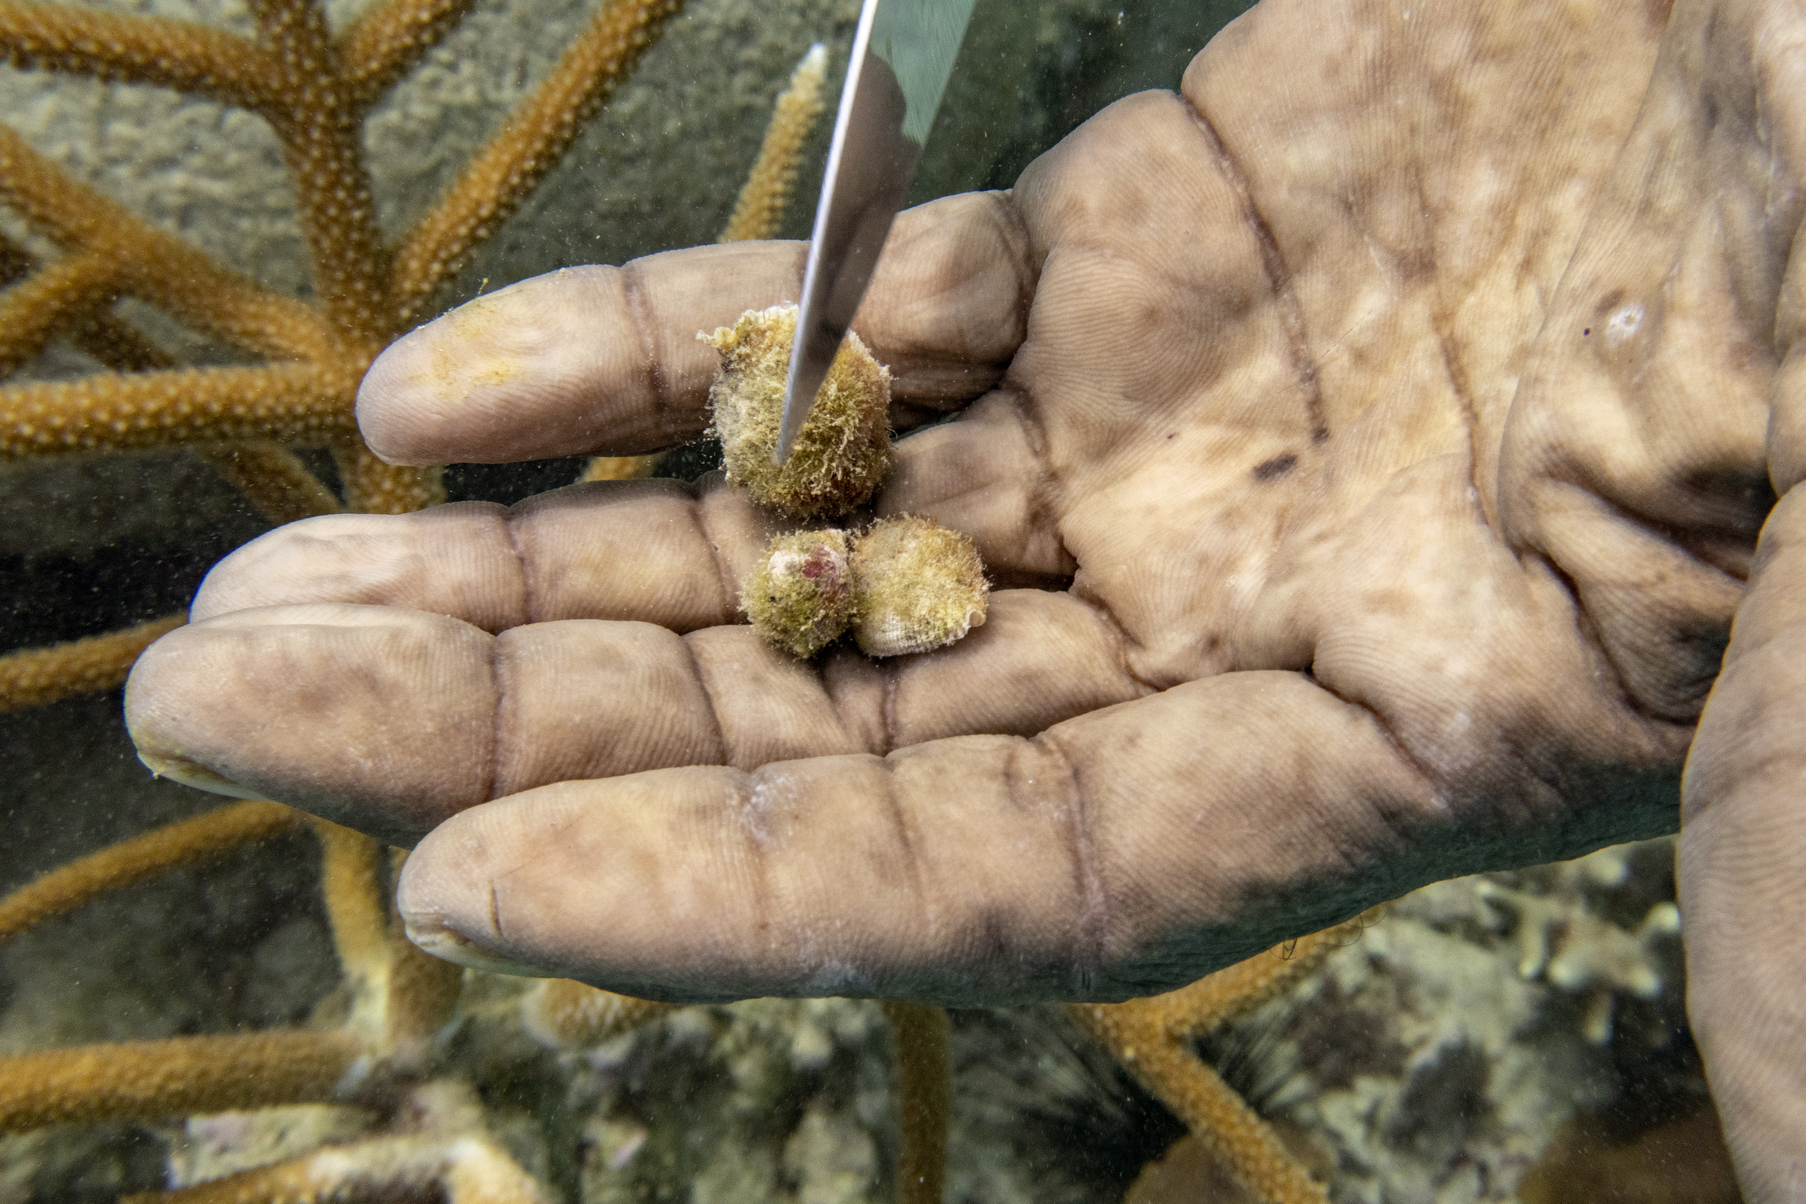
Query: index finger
[[356, 191, 1034, 466]]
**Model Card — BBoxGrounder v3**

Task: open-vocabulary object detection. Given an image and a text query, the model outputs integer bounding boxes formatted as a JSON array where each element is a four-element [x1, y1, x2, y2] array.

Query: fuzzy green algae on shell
[[703, 304, 891, 519], [743, 528, 856, 657], [850, 515, 989, 657]]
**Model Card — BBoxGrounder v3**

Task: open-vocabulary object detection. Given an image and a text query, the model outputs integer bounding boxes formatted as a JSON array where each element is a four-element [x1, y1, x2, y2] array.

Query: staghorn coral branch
[[0, 126, 338, 363], [248, 0, 391, 349], [0, 250, 134, 377], [389, 0, 686, 323], [336, 0, 481, 112], [519, 978, 673, 1047], [131, 274, 336, 372], [718, 43, 828, 244], [1075, 1006, 1326, 1204], [333, 442, 445, 513], [386, 924, 465, 1045], [880, 1001, 950, 1204], [2, 361, 358, 457], [312, 819, 392, 988], [123, 1133, 554, 1204], [1064, 922, 1365, 1204], [193, 442, 344, 523], [0, 209, 342, 522], [0, 1030, 363, 1131], [66, 307, 178, 374], [20, 257, 345, 526], [0, 613, 186, 712], [0, 2, 275, 111], [0, 237, 340, 520], [0, 800, 301, 941], [0, 229, 29, 283], [310, 832, 468, 1048], [1145, 923, 1359, 1040], [0, 122, 156, 251]]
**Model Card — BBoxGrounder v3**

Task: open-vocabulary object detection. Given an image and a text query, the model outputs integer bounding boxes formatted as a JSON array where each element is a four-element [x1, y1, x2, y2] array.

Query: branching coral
[[880, 1001, 950, 1204], [0, 0, 687, 711], [0, 798, 299, 938], [1473, 842, 1683, 1044], [519, 975, 675, 1048], [718, 42, 828, 245], [0, 613, 187, 714], [0, 813, 651, 1189], [0, 798, 556, 1199], [0, 803, 453, 1129], [1070, 919, 1372, 1204], [2, 1030, 364, 1132], [0, 8, 1375, 1199], [128, 1130, 557, 1204]]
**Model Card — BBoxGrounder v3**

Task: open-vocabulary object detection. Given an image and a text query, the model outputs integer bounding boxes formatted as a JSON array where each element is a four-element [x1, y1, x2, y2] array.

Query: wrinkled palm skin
[[123, 0, 1806, 1191]]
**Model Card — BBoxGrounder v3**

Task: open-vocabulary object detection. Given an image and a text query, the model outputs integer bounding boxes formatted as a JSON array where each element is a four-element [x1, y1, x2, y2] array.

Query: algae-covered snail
[[702, 303, 892, 519]]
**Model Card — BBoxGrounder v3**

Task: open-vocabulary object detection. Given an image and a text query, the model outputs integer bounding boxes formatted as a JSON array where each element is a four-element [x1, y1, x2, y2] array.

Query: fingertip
[[356, 266, 654, 465], [353, 327, 441, 466], [398, 808, 561, 979], [358, 246, 812, 466], [123, 604, 500, 847], [402, 912, 559, 979], [124, 622, 244, 793]]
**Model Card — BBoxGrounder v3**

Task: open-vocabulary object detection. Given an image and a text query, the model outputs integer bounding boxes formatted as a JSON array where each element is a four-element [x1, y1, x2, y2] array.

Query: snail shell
[[850, 515, 989, 657]]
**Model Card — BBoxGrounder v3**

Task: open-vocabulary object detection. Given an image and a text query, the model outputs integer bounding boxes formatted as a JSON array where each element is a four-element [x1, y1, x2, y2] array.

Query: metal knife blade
[[775, 0, 976, 462]]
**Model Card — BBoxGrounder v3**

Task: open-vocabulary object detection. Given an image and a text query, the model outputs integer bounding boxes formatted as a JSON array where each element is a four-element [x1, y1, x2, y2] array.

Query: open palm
[[126, 0, 1806, 1189]]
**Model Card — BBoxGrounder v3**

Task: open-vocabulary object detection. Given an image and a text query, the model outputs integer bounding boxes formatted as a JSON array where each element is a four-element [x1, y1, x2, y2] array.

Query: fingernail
[[136, 750, 267, 801], [403, 913, 560, 979]]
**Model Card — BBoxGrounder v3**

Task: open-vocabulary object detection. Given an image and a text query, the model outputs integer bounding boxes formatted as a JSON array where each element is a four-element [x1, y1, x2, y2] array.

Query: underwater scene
[[0, 0, 1752, 1200]]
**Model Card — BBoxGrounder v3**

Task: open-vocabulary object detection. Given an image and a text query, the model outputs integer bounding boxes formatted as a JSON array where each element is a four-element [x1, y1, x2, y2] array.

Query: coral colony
[[0, 0, 689, 707]]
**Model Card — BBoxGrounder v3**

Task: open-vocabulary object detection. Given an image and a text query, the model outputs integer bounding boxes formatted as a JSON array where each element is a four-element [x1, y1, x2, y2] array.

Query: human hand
[[124, 0, 1806, 1183]]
